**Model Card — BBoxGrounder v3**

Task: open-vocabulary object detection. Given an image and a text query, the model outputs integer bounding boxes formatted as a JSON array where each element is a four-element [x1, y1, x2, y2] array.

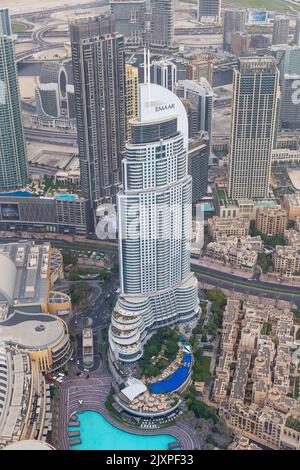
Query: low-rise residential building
[[213, 300, 300, 449], [228, 436, 262, 450], [283, 193, 300, 221], [256, 205, 288, 238], [206, 236, 262, 269], [208, 216, 250, 241], [284, 229, 300, 249], [273, 245, 300, 277]]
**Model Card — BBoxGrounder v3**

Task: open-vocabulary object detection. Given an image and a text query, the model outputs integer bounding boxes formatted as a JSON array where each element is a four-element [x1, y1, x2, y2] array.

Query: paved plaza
[[58, 376, 201, 450]]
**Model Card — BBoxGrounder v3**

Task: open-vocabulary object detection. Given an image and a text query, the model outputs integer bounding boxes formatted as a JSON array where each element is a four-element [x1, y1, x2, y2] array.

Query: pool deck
[[58, 376, 201, 451]]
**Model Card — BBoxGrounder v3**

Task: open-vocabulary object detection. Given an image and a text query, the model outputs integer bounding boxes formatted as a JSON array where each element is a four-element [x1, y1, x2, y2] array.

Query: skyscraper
[[125, 64, 139, 141], [150, 0, 174, 47], [228, 57, 280, 200], [294, 15, 300, 46], [0, 8, 12, 36], [109, 0, 146, 46], [186, 57, 213, 85], [0, 35, 28, 191], [272, 16, 289, 45], [151, 58, 177, 92], [109, 79, 199, 362], [182, 79, 213, 145], [70, 16, 127, 226], [223, 9, 247, 51], [198, 0, 221, 23], [271, 45, 300, 130]]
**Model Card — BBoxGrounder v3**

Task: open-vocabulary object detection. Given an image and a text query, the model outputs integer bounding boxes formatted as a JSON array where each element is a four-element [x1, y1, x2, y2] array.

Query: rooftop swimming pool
[[0, 191, 32, 197], [149, 336, 192, 394], [69, 411, 177, 450], [55, 194, 77, 201]]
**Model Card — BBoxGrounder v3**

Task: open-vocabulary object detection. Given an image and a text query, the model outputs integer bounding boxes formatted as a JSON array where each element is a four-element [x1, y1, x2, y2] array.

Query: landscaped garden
[[139, 328, 180, 378]]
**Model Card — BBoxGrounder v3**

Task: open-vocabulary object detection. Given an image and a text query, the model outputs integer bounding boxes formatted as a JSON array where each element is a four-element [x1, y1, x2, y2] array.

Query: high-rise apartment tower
[[228, 57, 280, 200], [0, 36, 28, 191], [70, 16, 127, 227]]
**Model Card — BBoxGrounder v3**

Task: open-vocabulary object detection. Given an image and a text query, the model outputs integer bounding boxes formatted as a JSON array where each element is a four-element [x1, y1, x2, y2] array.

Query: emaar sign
[[155, 103, 175, 112]]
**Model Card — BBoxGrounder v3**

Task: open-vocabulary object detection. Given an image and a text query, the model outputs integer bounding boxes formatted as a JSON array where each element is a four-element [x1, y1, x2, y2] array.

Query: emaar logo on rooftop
[[155, 103, 175, 112]]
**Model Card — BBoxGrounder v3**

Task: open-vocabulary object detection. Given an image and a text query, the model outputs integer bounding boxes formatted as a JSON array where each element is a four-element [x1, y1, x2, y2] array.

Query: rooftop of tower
[[239, 56, 278, 73], [137, 82, 188, 146]]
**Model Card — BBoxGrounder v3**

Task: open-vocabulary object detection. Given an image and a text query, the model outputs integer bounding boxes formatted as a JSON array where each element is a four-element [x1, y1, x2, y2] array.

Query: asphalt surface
[[2, 235, 299, 305]]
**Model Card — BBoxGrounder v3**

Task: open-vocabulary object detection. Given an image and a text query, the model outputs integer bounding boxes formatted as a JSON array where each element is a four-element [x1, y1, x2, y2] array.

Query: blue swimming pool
[[149, 337, 192, 394], [69, 411, 177, 450], [0, 190, 32, 197], [56, 194, 77, 200]]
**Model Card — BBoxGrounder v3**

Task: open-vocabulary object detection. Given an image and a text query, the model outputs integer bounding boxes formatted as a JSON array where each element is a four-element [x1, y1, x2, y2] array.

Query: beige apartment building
[[125, 64, 138, 141], [213, 300, 300, 449], [256, 205, 288, 237], [283, 193, 300, 221], [208, 216, 250, 241], [273, 245, 300, 277], [206, 236, 262, 269]]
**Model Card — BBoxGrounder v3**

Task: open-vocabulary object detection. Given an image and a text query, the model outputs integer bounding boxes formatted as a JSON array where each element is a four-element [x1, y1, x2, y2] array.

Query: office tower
[[188, 135, 209, 203], [271, 45, 300, 130], [109, 0, 146, 45], [251, 34, 270, 50], [230, 32, 251, 56], [186, 57, 213, 85], [35, 61, 76, 125], [151, 58, 177, 92], [0, 36, 28, 192], [109, 79, 199, 362], [182, 79, 213, 145], [228, 57, 280, 200], [271, 44, 300, 77], [294, 16, 300, 45], [223, 9, 247, 51], [125, 64, 139, 140], [0, 7, 12, 36], [198, 0, 221, 23], [70, 16, 126, 227], [272, 16, 289, 45], [280, 75, 300, 130], [150, 0, 174, 47]]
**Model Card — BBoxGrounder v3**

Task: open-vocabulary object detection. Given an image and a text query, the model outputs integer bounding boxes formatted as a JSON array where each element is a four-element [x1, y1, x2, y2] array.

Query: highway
[[1, 235, 299, 306], [16, 25, 64, 62], [25, 127, 77, 146]]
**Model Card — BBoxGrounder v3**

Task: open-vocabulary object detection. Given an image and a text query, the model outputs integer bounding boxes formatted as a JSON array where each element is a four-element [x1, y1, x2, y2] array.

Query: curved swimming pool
[[69, 411, 177, 450], [149, 337, 192, 394]]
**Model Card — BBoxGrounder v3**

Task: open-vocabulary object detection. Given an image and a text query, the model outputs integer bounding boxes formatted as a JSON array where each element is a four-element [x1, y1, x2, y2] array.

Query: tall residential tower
[[228, 57, 280, 200], [109, 78, 199, 362], [0, 8, 12, 36], [198, 0, 221, 23], [70, 16, 127, 226], [0, 35, 28, 191]]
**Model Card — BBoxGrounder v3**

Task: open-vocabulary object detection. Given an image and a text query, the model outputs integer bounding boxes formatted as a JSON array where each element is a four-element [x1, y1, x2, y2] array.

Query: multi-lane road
[[25, 127, 77, 146], [1, 235, 299, 306]]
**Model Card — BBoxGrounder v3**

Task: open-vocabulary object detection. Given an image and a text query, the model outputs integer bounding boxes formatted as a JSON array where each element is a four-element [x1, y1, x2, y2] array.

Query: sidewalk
[[193, 257, 253, 279]]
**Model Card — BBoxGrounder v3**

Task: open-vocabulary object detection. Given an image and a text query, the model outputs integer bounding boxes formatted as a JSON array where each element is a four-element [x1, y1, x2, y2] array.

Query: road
[[1, 234, 299, 304], [25, 127, 77, 145]]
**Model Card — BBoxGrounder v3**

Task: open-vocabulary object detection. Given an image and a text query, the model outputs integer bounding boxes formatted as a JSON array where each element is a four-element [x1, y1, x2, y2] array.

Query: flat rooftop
[[0, 310, 65, 350], [0, 241, 50, 308]]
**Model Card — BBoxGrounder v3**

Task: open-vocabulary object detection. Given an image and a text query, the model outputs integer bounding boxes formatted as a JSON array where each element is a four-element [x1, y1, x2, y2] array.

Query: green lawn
[[224, 0, 300, 13]]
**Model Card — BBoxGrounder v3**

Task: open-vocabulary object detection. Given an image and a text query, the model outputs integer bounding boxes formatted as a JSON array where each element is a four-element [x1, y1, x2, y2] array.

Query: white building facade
[[109, 82, 200, 362]]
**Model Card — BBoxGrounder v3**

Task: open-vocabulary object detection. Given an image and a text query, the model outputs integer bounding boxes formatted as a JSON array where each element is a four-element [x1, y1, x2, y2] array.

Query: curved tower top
[[138, 82, 188, 146]]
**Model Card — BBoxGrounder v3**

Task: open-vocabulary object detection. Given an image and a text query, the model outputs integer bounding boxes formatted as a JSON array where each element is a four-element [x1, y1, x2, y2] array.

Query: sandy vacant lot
[[0, 0, 97, 14]]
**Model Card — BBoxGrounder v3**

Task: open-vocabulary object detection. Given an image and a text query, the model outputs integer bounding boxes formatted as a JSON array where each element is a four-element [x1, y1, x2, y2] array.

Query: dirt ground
[[0, 0, 97, 14]]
